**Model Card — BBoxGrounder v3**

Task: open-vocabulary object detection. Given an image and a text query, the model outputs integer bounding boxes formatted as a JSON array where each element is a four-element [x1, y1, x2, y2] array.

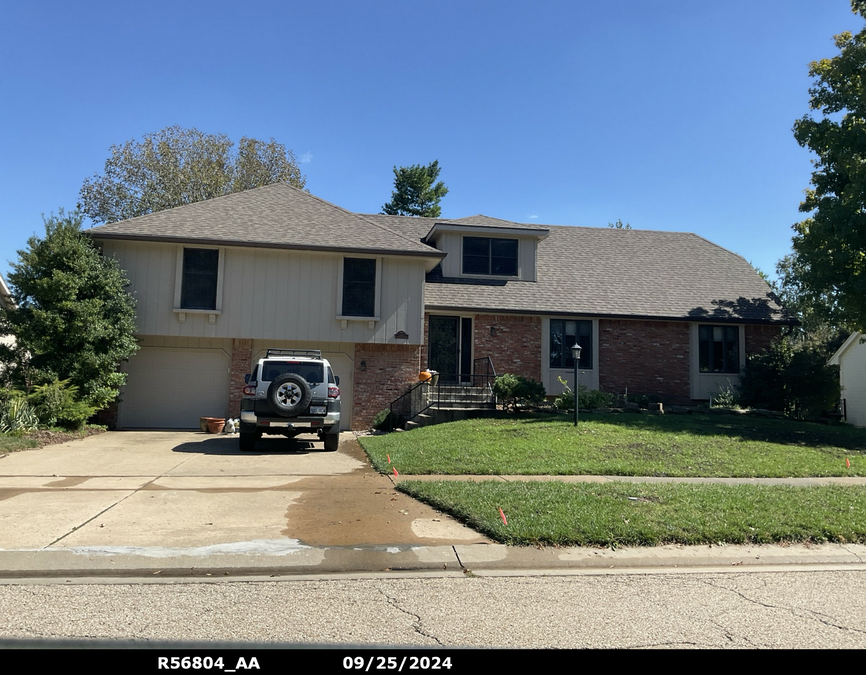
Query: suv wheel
[[239, 422, 260, 452], [322, 430, 339, 452], [239, 432, 257, 452], [267, 373, 313, 417]]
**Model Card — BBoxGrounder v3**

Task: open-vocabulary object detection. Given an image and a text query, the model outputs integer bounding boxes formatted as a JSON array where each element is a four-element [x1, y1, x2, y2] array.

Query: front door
[[428, 315, 472, 383]]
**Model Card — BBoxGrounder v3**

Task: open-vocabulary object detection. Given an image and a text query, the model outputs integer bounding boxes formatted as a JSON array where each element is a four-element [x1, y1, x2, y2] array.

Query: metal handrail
[[388, 357, 498, 427]]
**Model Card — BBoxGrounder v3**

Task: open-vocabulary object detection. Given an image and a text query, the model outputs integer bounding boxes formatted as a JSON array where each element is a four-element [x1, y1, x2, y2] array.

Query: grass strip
[[0, 435, 39, 453], [397, 480, 866, 547], [360, 414, 866, 477]]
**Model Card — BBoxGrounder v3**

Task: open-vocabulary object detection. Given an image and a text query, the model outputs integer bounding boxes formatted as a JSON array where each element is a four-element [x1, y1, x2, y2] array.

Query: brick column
[[353, 343, 422, 430], [229, 338, 252, 417]]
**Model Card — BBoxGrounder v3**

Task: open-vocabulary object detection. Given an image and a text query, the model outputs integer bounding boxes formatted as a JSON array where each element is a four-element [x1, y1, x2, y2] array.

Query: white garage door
[[119, 348, 230, 428]]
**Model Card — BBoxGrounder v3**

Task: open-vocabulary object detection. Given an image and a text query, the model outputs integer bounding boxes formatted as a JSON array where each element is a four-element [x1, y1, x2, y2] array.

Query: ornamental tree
[[2, 210, 139, 407]]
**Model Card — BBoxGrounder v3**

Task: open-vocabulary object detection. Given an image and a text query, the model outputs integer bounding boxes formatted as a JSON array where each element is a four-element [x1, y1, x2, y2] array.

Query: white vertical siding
[[437, 232, 537, 281], [838, 336, 866, 427], [102, 241, 426, 345]]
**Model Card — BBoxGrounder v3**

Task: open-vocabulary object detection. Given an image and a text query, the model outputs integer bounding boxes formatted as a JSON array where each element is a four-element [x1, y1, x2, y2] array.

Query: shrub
[[710, 381, 740, 408], [371, 408, 403, 431], [27, 379, 98, 431], [554, 376, 614, 410], [493, 374, 546, 411], [739, 341, 840, 420], [0, 396, 39, 433]]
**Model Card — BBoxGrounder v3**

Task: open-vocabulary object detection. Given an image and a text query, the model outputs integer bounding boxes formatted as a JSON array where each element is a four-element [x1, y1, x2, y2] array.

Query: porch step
[[432, 402, 497, 410], [404, 413, 434, 431], [430, 407, 500, 425]]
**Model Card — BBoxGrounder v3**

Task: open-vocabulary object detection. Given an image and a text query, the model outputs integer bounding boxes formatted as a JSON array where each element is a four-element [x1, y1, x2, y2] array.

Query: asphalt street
[[1, 568, 865, 648]]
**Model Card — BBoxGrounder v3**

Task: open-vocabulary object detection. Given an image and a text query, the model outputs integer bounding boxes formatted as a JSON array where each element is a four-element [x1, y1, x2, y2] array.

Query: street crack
[[699, 578, 866, 636], [374, 585, 444, 646]]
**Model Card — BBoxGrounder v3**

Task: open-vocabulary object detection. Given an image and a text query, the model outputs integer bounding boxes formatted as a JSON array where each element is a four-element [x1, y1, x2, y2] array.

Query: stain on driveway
[[282, 436, 489, 547]]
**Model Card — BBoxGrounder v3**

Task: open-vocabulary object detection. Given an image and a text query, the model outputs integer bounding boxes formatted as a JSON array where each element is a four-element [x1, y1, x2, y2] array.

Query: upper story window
[[699, 325, 739, 373], [180, 248, 219, 310], [550, 319, 592, 369], [462, 237, 518, 276], [342, 257, 377, 317]]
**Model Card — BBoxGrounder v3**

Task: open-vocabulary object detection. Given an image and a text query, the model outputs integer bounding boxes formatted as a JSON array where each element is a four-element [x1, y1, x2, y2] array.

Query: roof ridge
[[87, 182, 295, 230]]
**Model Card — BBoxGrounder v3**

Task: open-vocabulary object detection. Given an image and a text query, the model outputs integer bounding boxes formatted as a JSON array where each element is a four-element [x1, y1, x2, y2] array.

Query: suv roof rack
[[265, 349, 323, 359]]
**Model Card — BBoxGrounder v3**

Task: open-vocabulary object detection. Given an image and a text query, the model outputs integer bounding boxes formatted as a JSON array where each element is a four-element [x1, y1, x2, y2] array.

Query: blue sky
[[1, 1, 862, 285]]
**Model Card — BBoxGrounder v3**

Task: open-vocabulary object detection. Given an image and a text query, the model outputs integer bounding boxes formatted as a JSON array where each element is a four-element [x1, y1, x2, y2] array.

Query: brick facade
[[745, 323, 781, 356], [598, 319, 691, 404], [473, 314, 542, 382], [228, 338, 252, 417], [353, 343, 422, 430]]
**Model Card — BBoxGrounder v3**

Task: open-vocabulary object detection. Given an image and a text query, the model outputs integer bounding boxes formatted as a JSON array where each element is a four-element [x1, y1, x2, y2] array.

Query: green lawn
[[359, 413, 866, 477], [398, 480, 866, 547], [0, 434, 39, 453]]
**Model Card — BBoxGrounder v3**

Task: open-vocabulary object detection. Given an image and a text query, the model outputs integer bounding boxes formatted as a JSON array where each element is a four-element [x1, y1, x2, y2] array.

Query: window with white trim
[[550, 319, 592, 369], [180, 248, 219, 310], [341, 257, 377, 317], [462, 237, 518, 276], [698, 325, 739, 373]]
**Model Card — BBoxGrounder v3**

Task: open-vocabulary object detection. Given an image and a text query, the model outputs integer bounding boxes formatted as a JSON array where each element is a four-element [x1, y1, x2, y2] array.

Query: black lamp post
[[571, 343, 582, 427]]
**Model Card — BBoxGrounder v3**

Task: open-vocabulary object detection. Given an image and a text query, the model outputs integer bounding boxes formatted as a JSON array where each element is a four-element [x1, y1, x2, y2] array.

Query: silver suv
[[239, 349, 341, 452]]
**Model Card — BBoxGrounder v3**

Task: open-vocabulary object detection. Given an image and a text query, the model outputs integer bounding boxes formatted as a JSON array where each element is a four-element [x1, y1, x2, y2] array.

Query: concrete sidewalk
[[0, 430, 864, 579]]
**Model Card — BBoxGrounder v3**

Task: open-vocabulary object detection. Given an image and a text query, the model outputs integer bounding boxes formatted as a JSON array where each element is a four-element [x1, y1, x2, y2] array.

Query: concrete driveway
[[0, 431, 488, 563]]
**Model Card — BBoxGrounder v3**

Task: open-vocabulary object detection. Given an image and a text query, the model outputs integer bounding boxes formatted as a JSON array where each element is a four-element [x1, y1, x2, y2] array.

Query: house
[[0, 273, 12, 312], [830, 332, 866, 427], [87, 183, 795, 430], [0, 272, 14, 350]]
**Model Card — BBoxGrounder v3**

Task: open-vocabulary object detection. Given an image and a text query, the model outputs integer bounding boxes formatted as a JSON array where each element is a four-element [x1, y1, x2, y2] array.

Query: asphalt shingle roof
[[374, 216, 794, 324], [88, 184, 440, 257], [87, 188, 794, 324]]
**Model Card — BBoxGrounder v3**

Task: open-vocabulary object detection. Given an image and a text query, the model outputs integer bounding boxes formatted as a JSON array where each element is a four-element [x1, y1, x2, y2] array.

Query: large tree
[[2, 210, 139, 406], [789, 1, 866, 330], [381, 160, 449, 217], [79, 126, 307, 224]]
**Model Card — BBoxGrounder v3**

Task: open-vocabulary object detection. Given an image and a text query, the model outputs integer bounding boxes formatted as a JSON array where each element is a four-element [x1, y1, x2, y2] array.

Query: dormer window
[[462, 237, 518, 276]]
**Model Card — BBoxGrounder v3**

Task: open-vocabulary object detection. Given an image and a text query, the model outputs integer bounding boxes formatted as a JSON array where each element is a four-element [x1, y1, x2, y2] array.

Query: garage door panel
[[120, 348, 230, 428]]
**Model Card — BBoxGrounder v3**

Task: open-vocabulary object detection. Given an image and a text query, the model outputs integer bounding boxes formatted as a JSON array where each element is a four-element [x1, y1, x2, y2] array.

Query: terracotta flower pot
[[200, 416, 213, 432], [206, 418, 225, 434]]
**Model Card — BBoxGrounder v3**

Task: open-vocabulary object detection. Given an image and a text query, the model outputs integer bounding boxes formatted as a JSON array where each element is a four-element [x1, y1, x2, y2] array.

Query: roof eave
[[423, 222, 550, 244], [422, 303, 799, 325], [87, 231, 446, 260]]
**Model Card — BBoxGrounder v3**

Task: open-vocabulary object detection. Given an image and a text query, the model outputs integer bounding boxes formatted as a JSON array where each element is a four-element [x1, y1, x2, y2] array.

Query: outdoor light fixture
[[571, 343, 582, 427], [360, 360, 367, 372]]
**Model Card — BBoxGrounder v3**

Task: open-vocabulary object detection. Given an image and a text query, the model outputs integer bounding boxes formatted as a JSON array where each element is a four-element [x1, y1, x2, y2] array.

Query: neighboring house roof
[[450, 215, 550, 231], [365, 214, 795, 325], [830, 331, 863, 365], [0, 272, 13, 311], [87, 183, 443, 259]]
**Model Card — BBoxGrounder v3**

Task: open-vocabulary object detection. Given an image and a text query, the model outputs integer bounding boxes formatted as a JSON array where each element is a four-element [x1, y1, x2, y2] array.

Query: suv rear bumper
[[240, 410, 341, 429], [240, 397, 340, 430]]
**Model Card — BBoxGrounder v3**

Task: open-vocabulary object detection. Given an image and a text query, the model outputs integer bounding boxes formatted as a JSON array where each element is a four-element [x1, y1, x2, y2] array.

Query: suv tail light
[[243, 385, 256, 396], [328, 385, 340, 399]]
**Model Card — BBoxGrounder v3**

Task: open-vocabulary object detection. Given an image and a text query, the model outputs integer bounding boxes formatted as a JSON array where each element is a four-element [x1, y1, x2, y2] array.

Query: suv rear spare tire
[[268, 373, 313, 417]]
